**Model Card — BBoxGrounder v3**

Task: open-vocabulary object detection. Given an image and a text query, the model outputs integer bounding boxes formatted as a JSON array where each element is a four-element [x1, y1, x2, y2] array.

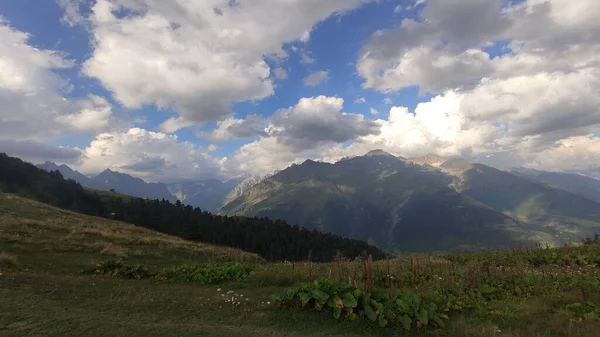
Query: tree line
[[0, 153, 385, 261]]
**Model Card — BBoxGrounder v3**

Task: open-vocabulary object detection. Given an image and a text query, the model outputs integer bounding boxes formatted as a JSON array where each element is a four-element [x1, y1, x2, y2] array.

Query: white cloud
[[383, 98, 392, 104], [526, 135, 600, 179], [304, 70, 329, 86], [0, 19, 119, 144], [224, 96, 380, 175], [274, 67, 288, 80], [352, 0, 600, 176], [369, 107, 379, 115], [56, 95, 113, 131], [355, 97, 366, 103], [301, 52, 316, 64], [57, 0, 85, 27], [199, 115, 267, 141], [70, 0, 373, 133], [79, 128, 225, 182]]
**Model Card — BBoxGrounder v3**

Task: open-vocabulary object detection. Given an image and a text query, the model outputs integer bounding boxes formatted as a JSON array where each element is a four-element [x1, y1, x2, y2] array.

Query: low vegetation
[[272, 243, 600, 334], [1, 189, 599, 335], [159, 262, 251, 284], [82, 259, 252, 284]]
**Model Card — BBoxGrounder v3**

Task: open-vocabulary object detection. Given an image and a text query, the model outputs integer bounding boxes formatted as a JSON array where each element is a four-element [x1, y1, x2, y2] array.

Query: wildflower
[[217, 288, 221, 292], [267, 301, 270, 305]]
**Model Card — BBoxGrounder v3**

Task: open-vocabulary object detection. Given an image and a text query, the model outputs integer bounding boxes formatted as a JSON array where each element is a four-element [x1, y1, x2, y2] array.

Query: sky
[[1, 0, 599, 182]]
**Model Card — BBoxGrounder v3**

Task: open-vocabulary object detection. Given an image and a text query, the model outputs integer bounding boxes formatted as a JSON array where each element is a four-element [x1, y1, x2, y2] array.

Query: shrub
[[83, 258, 153, 279], [159, 262, 251, 284], [565, 301, 600, 321], [273, 277, 449, 331]]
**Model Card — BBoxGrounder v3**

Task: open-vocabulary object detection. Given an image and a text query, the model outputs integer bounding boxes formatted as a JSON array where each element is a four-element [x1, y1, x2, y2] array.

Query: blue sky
[[1, 0, 599, 181], [0, 0, 423, 155]]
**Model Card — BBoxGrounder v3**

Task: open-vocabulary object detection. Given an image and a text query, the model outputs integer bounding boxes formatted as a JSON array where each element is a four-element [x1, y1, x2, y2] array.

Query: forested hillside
[[0, 153, 384, 261]]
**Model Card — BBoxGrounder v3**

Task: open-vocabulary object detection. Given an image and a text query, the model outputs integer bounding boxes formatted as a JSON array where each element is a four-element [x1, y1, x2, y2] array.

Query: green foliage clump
[[273, 278, 448, 331], [159, 262, 251, 284], [85, 258, 153, 279], [565, 301, 600, 321], [442, 241, 600, 268]]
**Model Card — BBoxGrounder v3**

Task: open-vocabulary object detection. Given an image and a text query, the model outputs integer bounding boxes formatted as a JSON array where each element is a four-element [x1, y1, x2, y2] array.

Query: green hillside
[[2, 192, 600, 336], [450, 163, 600, 244]]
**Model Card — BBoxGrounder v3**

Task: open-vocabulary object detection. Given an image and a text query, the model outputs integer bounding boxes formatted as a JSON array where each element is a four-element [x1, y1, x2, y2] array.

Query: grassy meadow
[[1, 192, 600, 336]]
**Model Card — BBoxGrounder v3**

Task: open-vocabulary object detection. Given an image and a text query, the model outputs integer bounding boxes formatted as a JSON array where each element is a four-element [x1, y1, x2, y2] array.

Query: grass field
[[1, 192, 600, 336]]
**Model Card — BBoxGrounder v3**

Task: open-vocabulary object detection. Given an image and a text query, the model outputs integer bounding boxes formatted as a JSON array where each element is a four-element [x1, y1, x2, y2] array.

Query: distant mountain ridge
[[510, 167, 600, 204], [221, 151, 600, 253], [37, 162, 267, 211], [223, 174, 270, 207], [166, 178, 243, 212]]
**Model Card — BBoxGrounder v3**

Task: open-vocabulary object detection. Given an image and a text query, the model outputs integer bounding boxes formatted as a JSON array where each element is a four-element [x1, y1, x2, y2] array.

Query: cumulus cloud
[[199, 115, 267, 141], [369, 108, 379, 115], [223, 96, 380, 175], [304, 70, 329, 87], [0, 20, 73, 141], [56, 95, 114, 131], [525, 135, 600, 179], [355, 97, 366, 103], [78, 128, 225, 182], [67, 0, 373, 132], [353, 0, 600, 176], [0, 19, 119, 148]]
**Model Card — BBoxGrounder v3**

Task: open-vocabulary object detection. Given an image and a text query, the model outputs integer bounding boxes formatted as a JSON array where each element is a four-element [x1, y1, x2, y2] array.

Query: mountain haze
[[511, 168, 600, 204], [93, 169, 174, 201], [167, 178, 242, 212], [37, 162, 266, 211]]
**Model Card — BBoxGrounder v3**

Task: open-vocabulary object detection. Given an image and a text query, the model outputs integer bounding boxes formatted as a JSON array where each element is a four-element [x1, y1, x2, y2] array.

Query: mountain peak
[[302, 159, 318, 165], [364, 149, 394, 157], [440, 157, 472, 170], [410, 153, 447, 167]]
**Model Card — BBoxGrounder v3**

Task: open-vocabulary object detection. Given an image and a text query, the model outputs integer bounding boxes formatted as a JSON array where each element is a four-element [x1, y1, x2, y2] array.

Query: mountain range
[[220, 150, 600, 253], [37, 153, 600, 253], [36, 162, 265, 211]]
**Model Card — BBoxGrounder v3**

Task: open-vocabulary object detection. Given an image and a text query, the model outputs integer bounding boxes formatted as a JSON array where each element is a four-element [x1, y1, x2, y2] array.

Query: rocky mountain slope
[[221, 151, 600, 252], [511, 167, 600, 204]]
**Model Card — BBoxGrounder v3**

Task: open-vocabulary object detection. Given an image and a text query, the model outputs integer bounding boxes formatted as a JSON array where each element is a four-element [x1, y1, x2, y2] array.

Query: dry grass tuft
[[100, 243, 129, 258], [0, 252, 18, 269]]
